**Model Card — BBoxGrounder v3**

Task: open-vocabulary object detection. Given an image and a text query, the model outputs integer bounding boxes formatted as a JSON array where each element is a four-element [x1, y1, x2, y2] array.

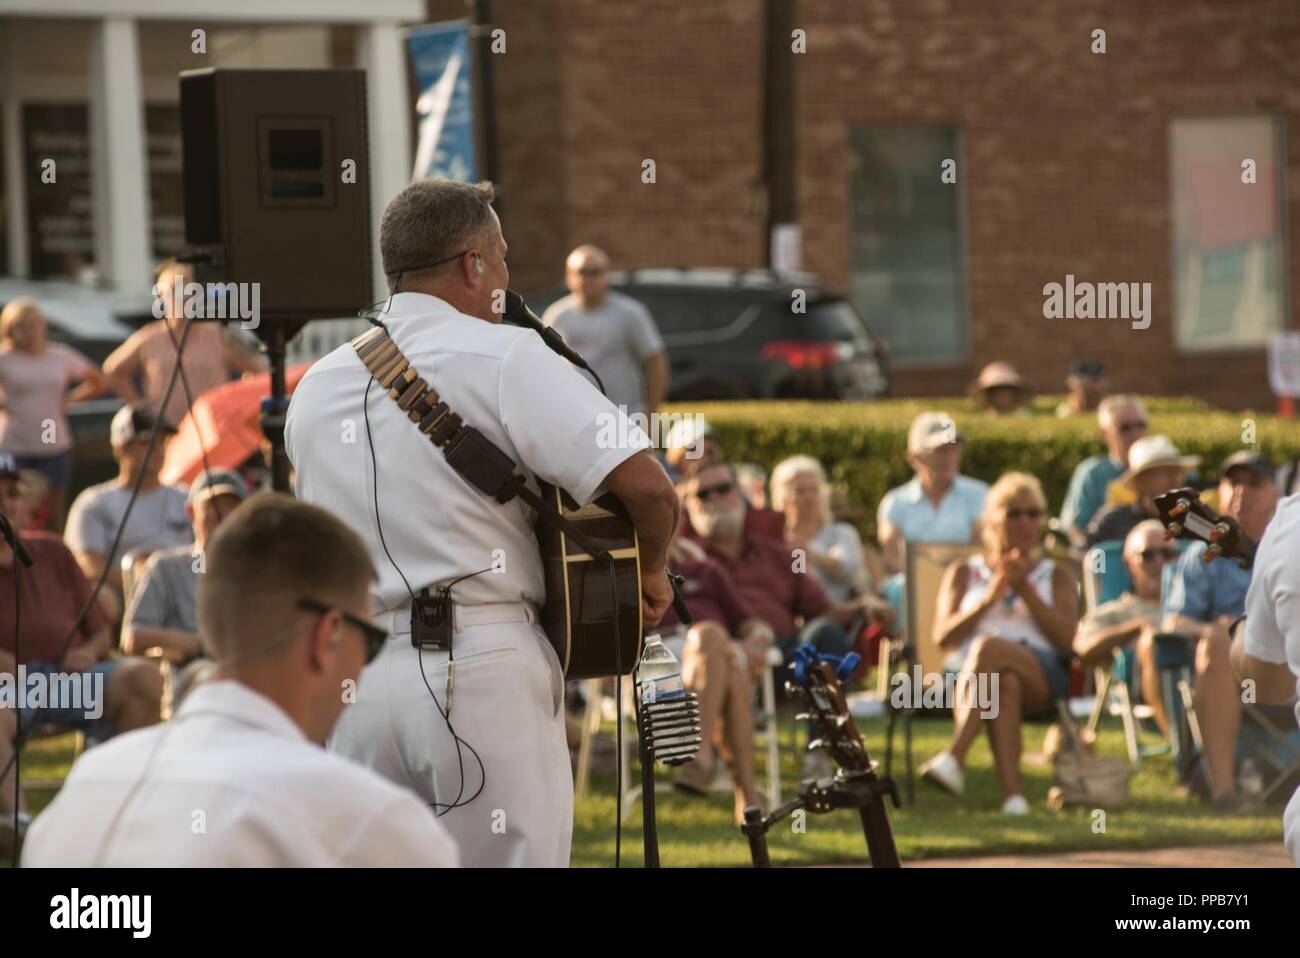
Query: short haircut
[[1124, 519, 1166, 557], [769, 455, 830, 522], [197, 493, 376, 663], [0, 297, 41, 342], [379, 178, 497, 291], [692, 460, 737, 486], [1098, 394, 1146, 430], [566, 244, 610, 270]]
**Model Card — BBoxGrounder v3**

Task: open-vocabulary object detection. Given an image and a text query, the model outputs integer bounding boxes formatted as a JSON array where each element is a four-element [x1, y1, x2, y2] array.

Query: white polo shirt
[[1243, 493, 1300, 863], [22, 680, 459, 867], [285, 292, 648, 613]]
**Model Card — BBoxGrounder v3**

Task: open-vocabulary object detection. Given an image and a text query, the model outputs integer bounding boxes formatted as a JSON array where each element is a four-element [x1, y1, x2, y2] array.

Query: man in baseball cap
[[65, 403, 190, 622], [123, 469, 250, 672], [1056, 358, 1108, 418], [877, 412, 989, 575]]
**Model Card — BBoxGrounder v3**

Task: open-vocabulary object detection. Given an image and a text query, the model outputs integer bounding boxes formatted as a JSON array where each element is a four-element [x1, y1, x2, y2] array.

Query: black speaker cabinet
[[180, 68, 373, 321]]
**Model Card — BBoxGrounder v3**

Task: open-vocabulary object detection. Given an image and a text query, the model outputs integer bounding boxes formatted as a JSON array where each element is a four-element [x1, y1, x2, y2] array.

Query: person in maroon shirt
[[658, 539, 775, 821], [681, 462, 894, 778], [0, 453, 163, 838]]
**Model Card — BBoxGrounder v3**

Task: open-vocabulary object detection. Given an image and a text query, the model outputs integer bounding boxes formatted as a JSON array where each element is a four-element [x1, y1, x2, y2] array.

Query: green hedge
[[662, 396, 1300, 540]]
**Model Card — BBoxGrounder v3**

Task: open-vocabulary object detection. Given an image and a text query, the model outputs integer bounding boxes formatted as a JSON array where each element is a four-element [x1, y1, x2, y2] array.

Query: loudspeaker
[[179, 68, 373, 322]]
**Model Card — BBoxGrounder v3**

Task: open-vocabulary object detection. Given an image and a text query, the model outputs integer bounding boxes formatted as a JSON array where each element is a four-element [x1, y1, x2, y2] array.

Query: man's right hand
[[641, 568, 674, 627]]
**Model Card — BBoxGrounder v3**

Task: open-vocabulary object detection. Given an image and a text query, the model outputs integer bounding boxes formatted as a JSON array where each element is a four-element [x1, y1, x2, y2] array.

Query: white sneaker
[[1001, 794, 1030, 815], [918, 751, 964, 796]]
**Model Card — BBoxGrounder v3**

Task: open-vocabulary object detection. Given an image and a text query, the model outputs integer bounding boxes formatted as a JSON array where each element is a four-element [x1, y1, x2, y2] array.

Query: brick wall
[[791, 0, 1300, 408]]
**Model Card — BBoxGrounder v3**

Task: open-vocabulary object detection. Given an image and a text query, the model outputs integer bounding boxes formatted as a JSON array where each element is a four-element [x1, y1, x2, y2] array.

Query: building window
[[1171, 116, 1287, 351], [848, 126, 966, 365]]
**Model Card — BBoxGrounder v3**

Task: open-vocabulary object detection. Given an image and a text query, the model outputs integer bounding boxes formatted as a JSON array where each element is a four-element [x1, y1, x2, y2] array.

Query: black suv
[[528, 268, 890, 401]]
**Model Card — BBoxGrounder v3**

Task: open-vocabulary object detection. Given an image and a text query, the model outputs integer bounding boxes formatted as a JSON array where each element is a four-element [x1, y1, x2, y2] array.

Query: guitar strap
[[349, 324, 612, 561]]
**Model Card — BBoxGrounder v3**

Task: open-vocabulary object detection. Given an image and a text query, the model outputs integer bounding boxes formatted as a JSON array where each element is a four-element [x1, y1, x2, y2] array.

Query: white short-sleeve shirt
[[285, 293, 649, 614], [1243, 493, 1300, 863], [22, 680, 459, 867]]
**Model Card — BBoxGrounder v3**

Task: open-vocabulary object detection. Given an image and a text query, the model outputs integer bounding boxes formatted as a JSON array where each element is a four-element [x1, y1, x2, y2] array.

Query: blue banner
[[407, 21, 478, 182]]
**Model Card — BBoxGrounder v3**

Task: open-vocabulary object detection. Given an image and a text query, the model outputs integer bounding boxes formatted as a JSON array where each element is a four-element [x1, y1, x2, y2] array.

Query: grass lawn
[[19, 709, 1283, 868]]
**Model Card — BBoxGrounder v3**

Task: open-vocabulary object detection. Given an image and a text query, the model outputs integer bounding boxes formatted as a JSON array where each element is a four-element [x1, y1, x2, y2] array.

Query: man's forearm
[[123, 626, 201, 660], [629, 492, 678, 573]]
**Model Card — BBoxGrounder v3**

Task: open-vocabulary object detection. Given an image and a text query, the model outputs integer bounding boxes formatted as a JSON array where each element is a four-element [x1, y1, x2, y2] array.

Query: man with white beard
[[680, 461, 892, 776]]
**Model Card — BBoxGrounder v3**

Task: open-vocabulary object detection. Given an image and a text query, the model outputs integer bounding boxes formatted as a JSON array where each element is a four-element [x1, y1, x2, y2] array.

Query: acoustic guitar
[[1153, 487, 1256, 568], [534, 483, 644, 679]]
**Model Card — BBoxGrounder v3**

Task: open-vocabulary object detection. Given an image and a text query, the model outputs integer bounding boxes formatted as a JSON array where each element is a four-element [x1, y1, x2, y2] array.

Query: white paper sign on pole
[[1267, 332, 1300, 397]]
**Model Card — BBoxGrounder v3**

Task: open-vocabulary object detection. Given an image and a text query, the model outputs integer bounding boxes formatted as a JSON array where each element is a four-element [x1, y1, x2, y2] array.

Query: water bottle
[[638, 634, 685, 705], [637, 635, 698, 762]]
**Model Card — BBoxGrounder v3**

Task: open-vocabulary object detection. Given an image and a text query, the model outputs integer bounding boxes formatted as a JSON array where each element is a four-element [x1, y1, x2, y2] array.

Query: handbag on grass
[[1049, 700, 1131, 809]]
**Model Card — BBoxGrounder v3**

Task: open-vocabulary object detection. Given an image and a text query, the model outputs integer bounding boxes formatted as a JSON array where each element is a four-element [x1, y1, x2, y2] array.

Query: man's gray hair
[[1098, 393, 1146, 429], [379, 178, 497, 291]]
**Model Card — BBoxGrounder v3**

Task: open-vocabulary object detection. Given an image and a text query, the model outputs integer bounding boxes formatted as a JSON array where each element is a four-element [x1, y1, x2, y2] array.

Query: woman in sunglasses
[[918, 472, 1080, 814]]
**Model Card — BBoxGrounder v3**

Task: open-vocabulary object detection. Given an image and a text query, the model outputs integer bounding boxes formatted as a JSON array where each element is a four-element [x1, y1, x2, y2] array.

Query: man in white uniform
[[1237, 492, 1300, 864], [285, 179, 679, 867], [23, 494, 458, 866]]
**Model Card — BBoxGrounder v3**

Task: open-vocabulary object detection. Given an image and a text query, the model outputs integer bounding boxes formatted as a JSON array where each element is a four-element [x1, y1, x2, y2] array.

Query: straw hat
[[969, 361, 1030, 398], [1118, 434, 1200, 488]]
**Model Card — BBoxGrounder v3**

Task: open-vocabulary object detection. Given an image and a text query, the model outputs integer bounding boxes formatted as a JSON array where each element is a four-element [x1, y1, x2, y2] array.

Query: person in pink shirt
[[103, 259, 265, 429], [0, 297, 110, 528]]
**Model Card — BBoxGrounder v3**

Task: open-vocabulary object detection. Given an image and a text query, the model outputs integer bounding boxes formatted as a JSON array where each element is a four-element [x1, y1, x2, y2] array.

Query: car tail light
[[761, 341, 852, 370]]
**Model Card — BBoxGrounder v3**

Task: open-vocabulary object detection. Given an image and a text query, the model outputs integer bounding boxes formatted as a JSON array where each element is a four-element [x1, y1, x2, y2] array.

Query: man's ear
[[305, 612, 339, 673]]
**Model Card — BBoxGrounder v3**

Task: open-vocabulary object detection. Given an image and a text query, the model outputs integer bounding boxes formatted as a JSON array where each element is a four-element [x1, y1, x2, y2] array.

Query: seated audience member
[[1238, 491, 1300, 862], [734, 462, 769, 510], [122, 468, 249, 700], [1164, 452, 1279, 809], [771, 454, 868, 602], [681, 461, 892, 775], [1073, 519, 1178, 736], [657, 537, 775, 822], [878, 412, 988, 575], [970, 361, 1031, 416], [1087, 434, 1197, 548], [918, 472, 1079, 815], [0, 297, 110, 528], [663, 416, 720, 484], [0, 452, 163, 852], [1055, 358, 1107, 418], [1060, 395, 1148, 548], [64, 403, 191, 622], [22, 494, 458, 867]]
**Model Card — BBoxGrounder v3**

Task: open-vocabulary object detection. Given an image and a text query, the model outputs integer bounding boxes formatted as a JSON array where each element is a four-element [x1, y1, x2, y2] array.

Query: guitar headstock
[[1153, 487, 1255, 568], [788, 647, 870, 775]]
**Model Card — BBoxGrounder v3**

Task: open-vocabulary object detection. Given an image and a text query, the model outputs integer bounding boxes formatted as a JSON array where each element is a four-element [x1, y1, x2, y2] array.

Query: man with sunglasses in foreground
[[1074, 519, 1181, 737], [23, 494, 458, 866]]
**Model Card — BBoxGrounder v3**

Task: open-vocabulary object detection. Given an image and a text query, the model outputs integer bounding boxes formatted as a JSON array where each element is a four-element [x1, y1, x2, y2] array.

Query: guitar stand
[[741, 768, 902, 868]]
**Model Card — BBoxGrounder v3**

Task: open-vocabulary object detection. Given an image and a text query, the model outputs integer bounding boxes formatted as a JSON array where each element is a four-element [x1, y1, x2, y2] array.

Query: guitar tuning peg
[[1203, 544, 1221, 562], [834, 715, 850, 728], [1165, 523, 1182, 539], [1209, 522, 1230, 543], [1169, 498, 1189, 518], [807, 737, 829, 751]]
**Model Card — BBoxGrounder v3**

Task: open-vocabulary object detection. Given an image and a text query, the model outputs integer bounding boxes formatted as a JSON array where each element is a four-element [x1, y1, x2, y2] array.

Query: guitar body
[[535, 482, 644, 678]]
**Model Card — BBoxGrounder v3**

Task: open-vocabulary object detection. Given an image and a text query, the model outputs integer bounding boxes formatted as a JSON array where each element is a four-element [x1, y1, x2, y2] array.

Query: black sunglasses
[[575, 266, 605, 277], [1005, 508, 1043, 520], [1117, 420, 1148, 433], [1137, 547, 1179, 563], [693, 481, 736, 502], [296, 598, 387, 664]]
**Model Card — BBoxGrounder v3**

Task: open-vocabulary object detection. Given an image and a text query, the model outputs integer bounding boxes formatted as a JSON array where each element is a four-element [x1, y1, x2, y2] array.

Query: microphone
[[502, 289, 594, 372], [0, 512, 32, 568]]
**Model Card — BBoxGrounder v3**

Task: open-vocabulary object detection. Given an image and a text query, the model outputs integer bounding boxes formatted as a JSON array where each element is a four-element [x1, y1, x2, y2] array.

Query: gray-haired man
[[285, 179, 679, 866]]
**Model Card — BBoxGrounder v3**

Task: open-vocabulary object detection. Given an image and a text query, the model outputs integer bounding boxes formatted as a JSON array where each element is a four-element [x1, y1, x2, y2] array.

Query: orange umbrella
[[161, 363, 313, 487]]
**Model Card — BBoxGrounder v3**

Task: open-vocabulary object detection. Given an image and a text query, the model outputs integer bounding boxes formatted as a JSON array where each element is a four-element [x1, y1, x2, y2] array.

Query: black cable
[[605, 553, 623, 869], [8, 535, 20, 867], [363, 371, 485, 815]]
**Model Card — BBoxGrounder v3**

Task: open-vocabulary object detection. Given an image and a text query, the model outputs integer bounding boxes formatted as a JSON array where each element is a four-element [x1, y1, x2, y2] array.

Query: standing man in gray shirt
[[542, 245, 669, 421]]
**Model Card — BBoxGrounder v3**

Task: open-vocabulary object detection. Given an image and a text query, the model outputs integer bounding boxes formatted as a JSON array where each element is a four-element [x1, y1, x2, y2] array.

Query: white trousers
[[329, 602, 573, 867]]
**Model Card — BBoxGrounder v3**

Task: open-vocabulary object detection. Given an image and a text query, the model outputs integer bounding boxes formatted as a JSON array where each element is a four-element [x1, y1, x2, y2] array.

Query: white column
[[88, 16, 151, 296], [356, 20, 413, 299], [0, 26, 28, 277]]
